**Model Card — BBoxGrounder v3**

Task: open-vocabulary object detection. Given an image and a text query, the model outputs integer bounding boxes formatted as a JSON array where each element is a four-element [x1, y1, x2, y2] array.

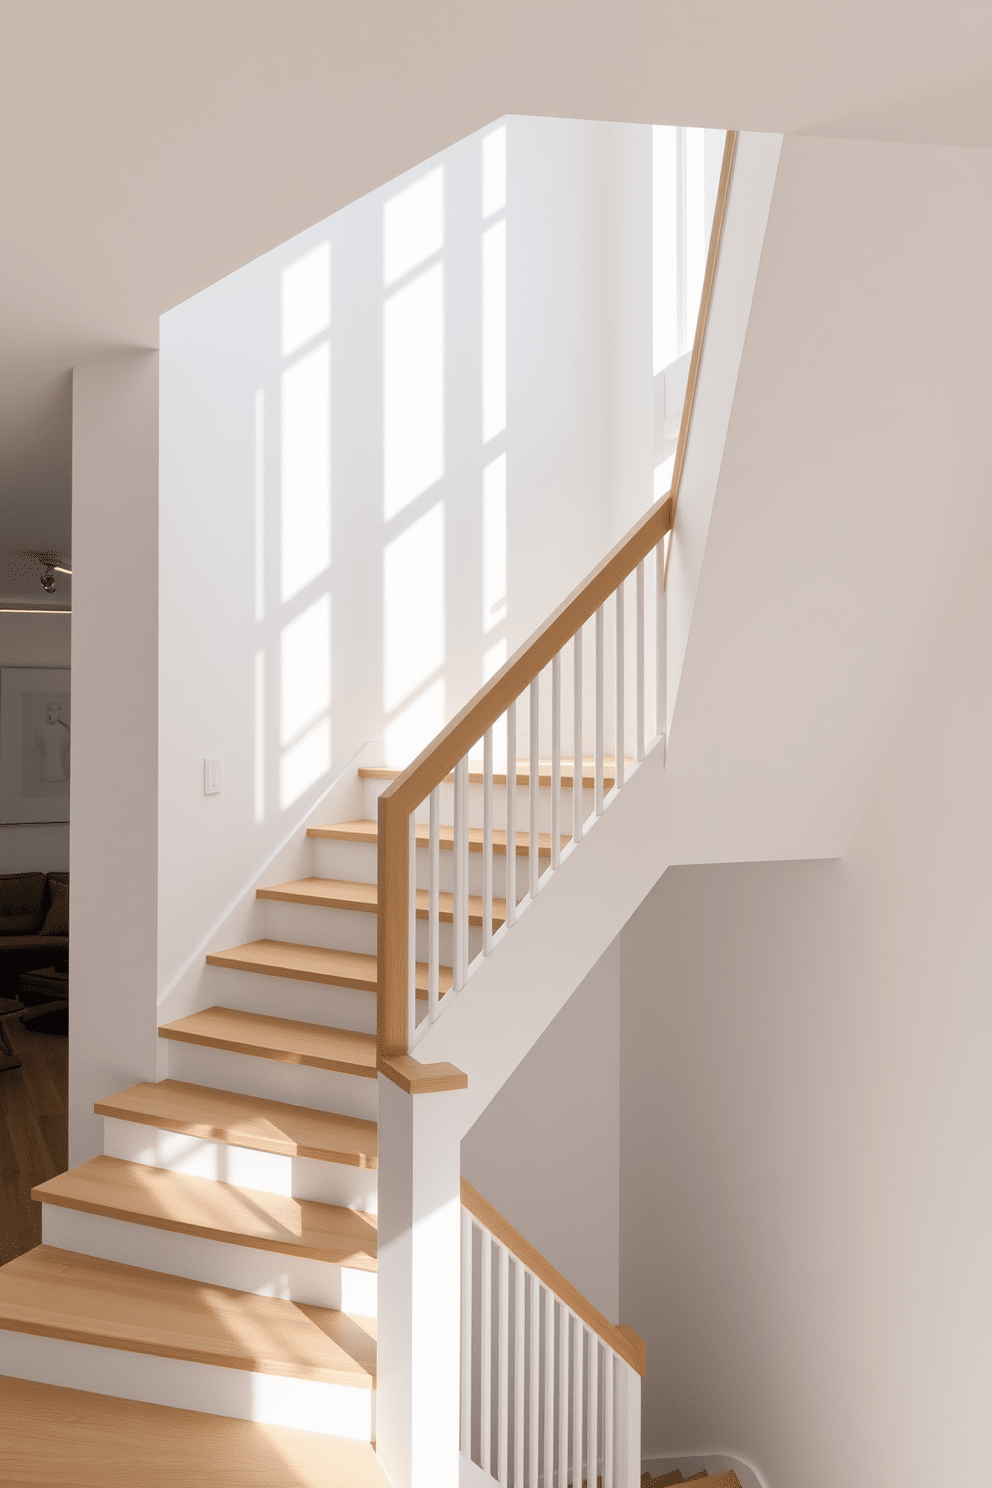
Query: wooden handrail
[[461, 1178, 647, 1377], [377, 128, 740, 1063], [376, 494, 672, 1059], [664, 128, 738, 586]]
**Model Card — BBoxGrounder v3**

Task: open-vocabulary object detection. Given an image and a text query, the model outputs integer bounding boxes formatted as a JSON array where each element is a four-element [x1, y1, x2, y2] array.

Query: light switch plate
[[204, 757, 222, 795]]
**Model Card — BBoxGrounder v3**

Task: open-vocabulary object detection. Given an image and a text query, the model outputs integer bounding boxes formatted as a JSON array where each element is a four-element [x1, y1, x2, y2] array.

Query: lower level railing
[[460, 1180, 644, 1488]]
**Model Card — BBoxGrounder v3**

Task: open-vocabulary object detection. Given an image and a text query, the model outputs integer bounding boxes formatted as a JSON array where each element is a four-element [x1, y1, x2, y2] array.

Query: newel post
[[376, 789, 466, 1488], [376, 1072, 464, 1488]]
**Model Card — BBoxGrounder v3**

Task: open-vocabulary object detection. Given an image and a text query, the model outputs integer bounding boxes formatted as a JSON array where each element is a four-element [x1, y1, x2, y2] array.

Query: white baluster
[[514, 1260, 525, 1488], [636, 559, 645, 763], [543, 1289, 554, 1488], [407, 810, 416, 1042], [572, 1321, 583, 1488], [453, 757, 467, 992], [656, 539, 667, 745], [498, 1243, 509, 1486], [603, 1349, 614, 1488], [616, 583, 625, 791], [529, 1273, 539, 1487], [461, 1211, 473, 1456], [593, 606, 603, 819], [573, 626, 583, 845], [429, 787, 440, 1023], [483, 727, 494, 955], [588, 1336, 598, 1488], [551, 653, 561, 871], [529, 677, 539, 899], [505, 701, 517, 929], [481, 1231, 492, 1476], [461, 758, 471, 978], [558, 1306, 569, 1488]]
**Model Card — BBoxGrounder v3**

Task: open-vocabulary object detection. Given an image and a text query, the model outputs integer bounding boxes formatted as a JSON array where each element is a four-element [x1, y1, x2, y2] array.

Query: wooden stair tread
[[256, 876, 507, 927], [34, 1157, 378, 1269], [309, 819, 569, 857], [0, 1245, 376, 1386], [205, 939, 454, 998], [360, 756, 628, 787], [0, 1374, 391, 1487], [95, 1079, 377, 1166], [158, 1006, 378, 1083]]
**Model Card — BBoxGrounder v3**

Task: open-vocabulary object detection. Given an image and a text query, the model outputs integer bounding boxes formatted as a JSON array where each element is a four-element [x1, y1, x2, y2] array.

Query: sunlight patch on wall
[[483, 454, 507, 632], [384, 677, 445, 768], [483, 637, 507, 681], [280, 593, 331, 746], [482, 126, 506, 219], [383, 501, 444, 713], [281, 241, 331, 358], [280, 718, 331, 811], [482, 220, 506, 443], [254, 649, 265, 825], [383, 264, 445, 520], [281, 341, 331, 601], [383, 167, 444, 287], [255, 390, 265, 622]]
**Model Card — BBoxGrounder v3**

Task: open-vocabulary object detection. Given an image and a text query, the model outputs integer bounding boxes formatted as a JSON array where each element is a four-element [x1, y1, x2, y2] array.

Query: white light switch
[[204, 757, 222, 795]]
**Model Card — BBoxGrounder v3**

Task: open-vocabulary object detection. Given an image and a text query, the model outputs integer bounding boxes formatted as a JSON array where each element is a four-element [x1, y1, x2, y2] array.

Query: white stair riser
[[165, 1042, 378, 1123], [362, 775, 594, 831], [200, 964, 377, 1034], [0, 1330, 375, 1439], [258, 898, 483, 966], [103, 1117, 378, 1212], [312, 837, 541, 901], [41, 1205, 377, 1314], [261, 899, 378, 954]]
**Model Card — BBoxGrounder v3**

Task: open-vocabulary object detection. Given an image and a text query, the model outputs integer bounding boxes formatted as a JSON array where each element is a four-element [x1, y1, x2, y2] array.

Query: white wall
[[461, 940, 620, 1322], [157, 115, 619, 1006], [619, 521, 992, 1482], [0, 612, 71, 872], [70, 352, 160, 1165]]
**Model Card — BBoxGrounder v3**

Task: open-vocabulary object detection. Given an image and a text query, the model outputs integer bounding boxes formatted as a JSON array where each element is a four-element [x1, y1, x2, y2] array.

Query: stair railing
[[460, 1179, 645, 1488], [377, 130, 737, 1068]]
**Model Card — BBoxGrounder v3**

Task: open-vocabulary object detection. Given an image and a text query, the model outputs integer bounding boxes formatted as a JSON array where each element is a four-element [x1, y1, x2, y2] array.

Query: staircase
[[0, 757, 629, 1483]]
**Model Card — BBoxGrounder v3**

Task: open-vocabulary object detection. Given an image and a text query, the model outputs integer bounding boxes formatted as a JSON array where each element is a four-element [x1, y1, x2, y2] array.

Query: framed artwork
[[0, 667, 71, 825]]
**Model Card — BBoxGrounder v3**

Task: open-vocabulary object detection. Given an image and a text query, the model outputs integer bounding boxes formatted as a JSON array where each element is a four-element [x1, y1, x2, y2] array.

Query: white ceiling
[[3, 0, 992, 561]]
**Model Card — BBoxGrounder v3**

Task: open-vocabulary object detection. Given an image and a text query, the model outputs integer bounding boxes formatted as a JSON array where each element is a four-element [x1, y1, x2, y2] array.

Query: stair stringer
[[411, 740, 672, 1136]]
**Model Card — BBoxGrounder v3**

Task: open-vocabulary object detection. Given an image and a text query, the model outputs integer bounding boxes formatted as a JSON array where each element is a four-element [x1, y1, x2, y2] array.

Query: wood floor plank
[[256, 876, 507, 928], [308, 818, 569, 857], [157, 1007, 378, 1081], [33, 1157, 378, 1269], [0, 1020, 67, 1266], [95, 1080, 377, 1167], [0, 1374, 392, 1486], [0, 1246, 376, 1386]]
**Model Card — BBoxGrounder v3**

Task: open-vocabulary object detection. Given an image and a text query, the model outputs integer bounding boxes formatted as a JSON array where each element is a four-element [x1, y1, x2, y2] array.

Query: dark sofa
[[0, 871, 69, 999]]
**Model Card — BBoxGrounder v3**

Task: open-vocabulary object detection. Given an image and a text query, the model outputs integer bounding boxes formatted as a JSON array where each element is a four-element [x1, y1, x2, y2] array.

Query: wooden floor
[[0, 1374, 391, 1486], [0, 1018, 67, 1267]]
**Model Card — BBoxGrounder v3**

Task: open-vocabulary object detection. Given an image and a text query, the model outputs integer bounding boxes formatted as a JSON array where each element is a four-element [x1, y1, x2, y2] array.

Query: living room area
[[0, 599, 71, 1267]]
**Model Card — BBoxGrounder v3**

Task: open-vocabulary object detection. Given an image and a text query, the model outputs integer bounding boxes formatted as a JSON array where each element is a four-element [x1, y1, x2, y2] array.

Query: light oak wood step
[[0, 1245, 376, 1387], [360, 756, 629, 788], [33, 1156, 378, 1269], [206, 937, 454, 997], [95, 1079, 377, 1167], [309, 818, 569, 857], [257, 876, 507, 928], [0, 1373, 392, 1488], [158, 1006, 378, 1081]]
